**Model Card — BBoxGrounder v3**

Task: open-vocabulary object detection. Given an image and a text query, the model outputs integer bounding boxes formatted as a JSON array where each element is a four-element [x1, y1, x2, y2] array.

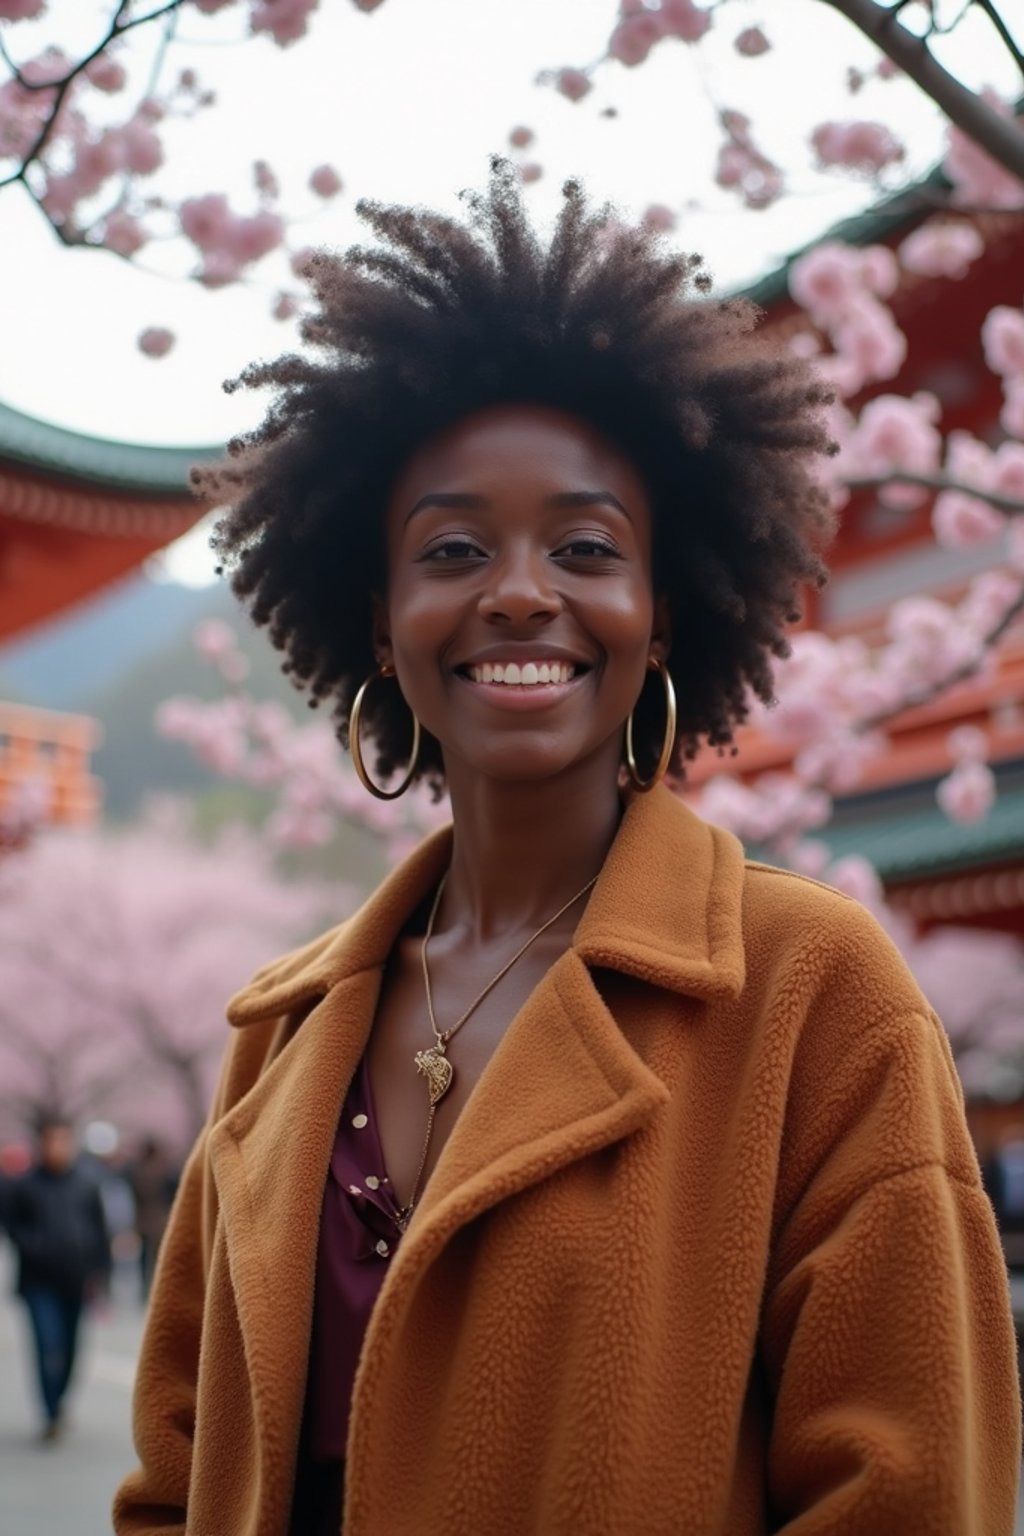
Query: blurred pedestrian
[[128, 1137, 177, 1302], [6, 1113, 111, 1441]]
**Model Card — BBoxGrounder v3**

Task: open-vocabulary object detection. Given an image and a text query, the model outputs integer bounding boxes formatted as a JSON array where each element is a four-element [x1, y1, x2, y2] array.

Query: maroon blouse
[[304, 1051, 406, 1463]]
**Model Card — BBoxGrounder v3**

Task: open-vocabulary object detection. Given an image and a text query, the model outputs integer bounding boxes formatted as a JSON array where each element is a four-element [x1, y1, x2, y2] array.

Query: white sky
[[0, 0, 1020, 585]]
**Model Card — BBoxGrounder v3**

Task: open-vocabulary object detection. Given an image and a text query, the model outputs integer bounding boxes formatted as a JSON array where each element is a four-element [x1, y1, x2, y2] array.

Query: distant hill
[[87, 600, 302, 818], [0, 570, 310, 818], [0, 572, 233, 710]]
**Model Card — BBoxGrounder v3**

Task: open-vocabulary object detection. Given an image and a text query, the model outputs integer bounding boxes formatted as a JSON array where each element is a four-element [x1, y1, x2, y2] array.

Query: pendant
[[414, 1043, 454, 1106]]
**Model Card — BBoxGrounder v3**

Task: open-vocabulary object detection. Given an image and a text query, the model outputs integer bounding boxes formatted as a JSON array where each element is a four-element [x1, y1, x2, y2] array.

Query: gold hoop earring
[[625, 659, 677, 792], [349, 665, 421, 800]]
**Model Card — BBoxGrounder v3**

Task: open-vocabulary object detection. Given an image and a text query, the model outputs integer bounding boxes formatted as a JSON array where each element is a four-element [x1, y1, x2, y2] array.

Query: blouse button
[[365, 1175, 380, 1190], [375, 1239, 390, 1258], [352, 1113, 368, 1129]]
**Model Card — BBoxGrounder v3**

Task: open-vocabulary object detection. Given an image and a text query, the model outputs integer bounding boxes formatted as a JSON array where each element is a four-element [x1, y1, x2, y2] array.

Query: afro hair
[[203, 160, 836, 788]]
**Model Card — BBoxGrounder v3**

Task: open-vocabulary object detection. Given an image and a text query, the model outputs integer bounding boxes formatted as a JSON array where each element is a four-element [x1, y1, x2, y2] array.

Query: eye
[[421, 537, 486, 561], [556, 535, 621, 559]]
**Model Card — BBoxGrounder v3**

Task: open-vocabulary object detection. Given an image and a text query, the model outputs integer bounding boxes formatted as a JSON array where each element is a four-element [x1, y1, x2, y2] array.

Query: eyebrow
[[405, 489, 631, 524]]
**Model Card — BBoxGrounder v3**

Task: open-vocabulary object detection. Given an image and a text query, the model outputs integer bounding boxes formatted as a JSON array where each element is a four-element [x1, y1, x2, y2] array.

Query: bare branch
[[973, 0, 1024, 80], [846, 471, 1024, 516], [820, 0, 1024, 182]]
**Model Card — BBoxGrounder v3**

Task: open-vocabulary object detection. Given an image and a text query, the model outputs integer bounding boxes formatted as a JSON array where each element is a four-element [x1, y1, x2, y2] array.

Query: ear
[[649, 592, 672, 665], [370, 592, 393, 670]]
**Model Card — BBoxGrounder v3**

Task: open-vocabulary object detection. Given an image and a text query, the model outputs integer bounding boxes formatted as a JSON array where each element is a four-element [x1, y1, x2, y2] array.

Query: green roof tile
[[750, 785, 1024, 881], [0, 400, 221, 495]]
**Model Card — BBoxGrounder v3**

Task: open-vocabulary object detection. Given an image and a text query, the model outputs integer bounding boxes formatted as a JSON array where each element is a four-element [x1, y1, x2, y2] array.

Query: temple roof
[[0, 399, 220, 494]]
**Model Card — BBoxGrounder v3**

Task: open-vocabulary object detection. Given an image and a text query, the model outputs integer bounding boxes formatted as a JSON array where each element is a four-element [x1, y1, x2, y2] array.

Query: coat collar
[[225, 783, 746, 1029]]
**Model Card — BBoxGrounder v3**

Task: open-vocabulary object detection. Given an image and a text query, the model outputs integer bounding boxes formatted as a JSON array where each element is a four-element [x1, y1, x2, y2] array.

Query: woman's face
[[378, 404, 667, 790]]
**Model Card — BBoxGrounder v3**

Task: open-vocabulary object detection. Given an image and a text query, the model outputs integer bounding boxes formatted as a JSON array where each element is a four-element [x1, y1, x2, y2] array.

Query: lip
[[454, 671, 588, 711]]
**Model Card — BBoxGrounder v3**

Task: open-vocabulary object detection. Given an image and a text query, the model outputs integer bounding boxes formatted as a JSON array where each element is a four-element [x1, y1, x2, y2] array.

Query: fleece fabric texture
[[114, 785, 1021, 1536]]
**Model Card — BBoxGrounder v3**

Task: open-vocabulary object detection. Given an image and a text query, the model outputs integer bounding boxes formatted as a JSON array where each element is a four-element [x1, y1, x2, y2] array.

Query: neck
[[439, 749, 625, 942]]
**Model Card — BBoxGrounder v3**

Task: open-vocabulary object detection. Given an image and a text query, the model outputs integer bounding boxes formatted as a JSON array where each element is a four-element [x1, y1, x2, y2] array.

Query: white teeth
[[467, 661, 578, 686]]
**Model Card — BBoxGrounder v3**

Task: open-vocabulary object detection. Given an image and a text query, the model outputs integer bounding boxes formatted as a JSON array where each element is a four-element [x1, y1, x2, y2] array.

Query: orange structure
[[688, 199, 1024, 948], [0, 399, 215, 642], [0, 400, 219, 825], [0, 699, 102, 828]]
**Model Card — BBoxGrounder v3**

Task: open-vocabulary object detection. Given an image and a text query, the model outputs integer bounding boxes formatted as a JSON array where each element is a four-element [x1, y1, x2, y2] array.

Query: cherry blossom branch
[[845, 471, 1024, 515], [0, 0, 186, 195], [860, 576, 1024, 727], [820, 0, 1024, 181]]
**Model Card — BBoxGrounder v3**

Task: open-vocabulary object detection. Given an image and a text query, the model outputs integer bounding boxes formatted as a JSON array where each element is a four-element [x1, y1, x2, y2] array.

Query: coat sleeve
[[111, 1121, 214, 1536], [761, 1002, 1021, 1533]]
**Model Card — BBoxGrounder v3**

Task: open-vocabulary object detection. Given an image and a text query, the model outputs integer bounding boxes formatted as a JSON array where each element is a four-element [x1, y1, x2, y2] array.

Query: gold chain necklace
[[394, 871, 599, 1231]]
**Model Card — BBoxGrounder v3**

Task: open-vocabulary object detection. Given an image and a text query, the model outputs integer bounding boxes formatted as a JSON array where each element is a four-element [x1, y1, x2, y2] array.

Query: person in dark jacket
[[6, 1114, 110, 1440]]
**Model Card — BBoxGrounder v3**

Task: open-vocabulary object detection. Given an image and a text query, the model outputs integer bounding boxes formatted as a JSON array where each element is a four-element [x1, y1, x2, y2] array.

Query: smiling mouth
[[460, 660, 584, 686]]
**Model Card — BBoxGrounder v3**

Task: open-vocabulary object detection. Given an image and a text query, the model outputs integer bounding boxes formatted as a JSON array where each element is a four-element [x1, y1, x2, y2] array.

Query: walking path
[[0, 1250, 143, 1536]]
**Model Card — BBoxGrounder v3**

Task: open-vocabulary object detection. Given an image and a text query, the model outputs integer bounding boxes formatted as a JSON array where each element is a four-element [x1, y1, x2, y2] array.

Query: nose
[[477, 543, 562, 625]]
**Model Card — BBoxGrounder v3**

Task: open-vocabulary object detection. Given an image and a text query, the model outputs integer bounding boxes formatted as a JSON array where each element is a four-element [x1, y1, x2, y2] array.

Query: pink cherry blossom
[[959, 570, 1022, 636], [289, 245, 317, 278], [555, 68, 591, 103], [848, 391, 940, 506], [822, 854, 884, 909], [273, 291, 299, 320], [119, 116, 164, 175], [179, 191, 232, 252], [992, 441, 1024, 501], [0, 0, 46, 17], [194, 618, 238, 662], [250, 0, 321, 47], [787, 243, 862, 322], [102, 210, 147, 257], [199, 249, 243, 287], [811, 120, 904, 174], [1006, 520, 1024, 575], [84, 54, 127, 93], [936, 759, 995, 824], [932, 490, 1005, 549], [659, 0, 711, 43], [609, 12, 664, 67], [1002, 379, 1024, 440], [137, 326, 175, 358], [982, 305, 1024, 378], [642, 202, 676, 232], [734, 25, 769, 57], [856, 244, 899, 299], [947, 724, 988, 763], [884, 595, 979, 687], [191, 0, 237, 12], [508, 125, 535, 148], [519, 162, 543, 184], [832, 296, 906, 388], [898, 221, 984, 280], [309, 162, 342, 198], [227, 207, 285, 262]]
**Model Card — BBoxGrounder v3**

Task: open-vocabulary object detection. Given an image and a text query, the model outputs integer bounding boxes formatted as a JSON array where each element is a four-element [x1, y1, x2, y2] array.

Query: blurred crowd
[[0, 1117, 179, 1443]]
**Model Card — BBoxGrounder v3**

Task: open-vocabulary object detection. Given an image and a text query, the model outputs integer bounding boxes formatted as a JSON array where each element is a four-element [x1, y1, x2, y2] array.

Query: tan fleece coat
[[115, 786, 1020, 1535]]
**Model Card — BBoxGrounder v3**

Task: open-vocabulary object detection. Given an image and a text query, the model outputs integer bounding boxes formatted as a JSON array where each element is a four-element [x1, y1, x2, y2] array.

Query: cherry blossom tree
[[0, 801, 347, 1149]]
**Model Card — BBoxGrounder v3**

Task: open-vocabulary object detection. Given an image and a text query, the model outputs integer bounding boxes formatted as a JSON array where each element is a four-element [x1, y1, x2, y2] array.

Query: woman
[[115, 167, 1020, 1535]]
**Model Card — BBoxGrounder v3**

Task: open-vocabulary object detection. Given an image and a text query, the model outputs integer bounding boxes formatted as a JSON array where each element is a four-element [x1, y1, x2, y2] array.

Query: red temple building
[[0, 401, 215, 826]]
